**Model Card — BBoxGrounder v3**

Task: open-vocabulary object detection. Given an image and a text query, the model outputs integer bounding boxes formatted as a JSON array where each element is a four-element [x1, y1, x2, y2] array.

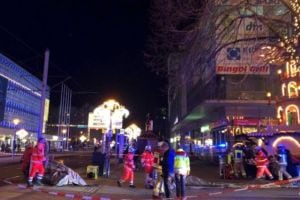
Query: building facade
[[0, 53, 50, 151], [168, 1, 286, 158]]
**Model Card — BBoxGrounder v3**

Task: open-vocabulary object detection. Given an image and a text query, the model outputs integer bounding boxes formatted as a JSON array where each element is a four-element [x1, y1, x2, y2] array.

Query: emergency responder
[[277, 144, 292, 180], [141, 145, 154, 188], [255, 150, 274, 180], [152, 142, 164, 197], [161, 141, 175, 198], [174, 148, 190, 199], [27, 140, 46, 187], [218, 153, 226, 178], [233, 146, 246, 178], [117, 146, 136, 188], [21, 143, 33, 179]]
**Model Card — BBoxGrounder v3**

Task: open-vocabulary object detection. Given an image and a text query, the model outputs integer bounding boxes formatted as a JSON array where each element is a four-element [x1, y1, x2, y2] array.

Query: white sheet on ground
[[56, 167, 87, 186]]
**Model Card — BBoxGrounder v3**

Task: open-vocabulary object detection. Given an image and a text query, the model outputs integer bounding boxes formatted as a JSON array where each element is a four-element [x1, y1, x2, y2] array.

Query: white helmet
[[145, 145, 151, 151], [128, 146, 135, 153]]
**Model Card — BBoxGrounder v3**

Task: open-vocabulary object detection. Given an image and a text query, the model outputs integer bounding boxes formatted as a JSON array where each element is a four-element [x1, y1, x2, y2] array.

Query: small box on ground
[[86, 165, 99, 179]]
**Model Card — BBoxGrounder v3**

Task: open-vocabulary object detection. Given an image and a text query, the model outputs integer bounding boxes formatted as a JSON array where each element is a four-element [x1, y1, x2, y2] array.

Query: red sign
[[233, 119, 259, 126], [216, 65, 270, 75]]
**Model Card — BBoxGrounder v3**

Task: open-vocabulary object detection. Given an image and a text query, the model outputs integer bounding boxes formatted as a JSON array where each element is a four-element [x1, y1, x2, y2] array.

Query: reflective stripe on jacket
[[278, 153, 287, 165], [174, 154, 190, 175], [31, 146, 45, 165]]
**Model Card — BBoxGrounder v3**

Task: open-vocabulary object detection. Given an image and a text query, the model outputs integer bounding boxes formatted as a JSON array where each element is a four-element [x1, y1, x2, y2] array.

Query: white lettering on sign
[[216, 65, 270, 75], [254, 0, 280, 5]]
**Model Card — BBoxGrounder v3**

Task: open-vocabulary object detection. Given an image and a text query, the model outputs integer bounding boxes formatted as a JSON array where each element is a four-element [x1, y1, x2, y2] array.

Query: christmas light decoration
[[285, 104, 300, 125], [272, 136, 300, 148]]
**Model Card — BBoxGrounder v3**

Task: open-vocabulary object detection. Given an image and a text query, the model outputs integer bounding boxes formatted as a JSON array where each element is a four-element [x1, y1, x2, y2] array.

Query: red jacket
[[31, 143, 45, 165], [141, 151, 154, 173], [124, 152, 135, 170], [255, 151, 268, 167]]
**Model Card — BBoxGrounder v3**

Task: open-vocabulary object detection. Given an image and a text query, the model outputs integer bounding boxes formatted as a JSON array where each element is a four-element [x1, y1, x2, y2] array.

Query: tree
[[147, 1, 297, 101]]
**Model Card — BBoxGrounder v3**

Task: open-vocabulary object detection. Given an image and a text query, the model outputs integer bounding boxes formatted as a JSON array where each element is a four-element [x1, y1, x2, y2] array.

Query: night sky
[[0, 0, 167, 127]]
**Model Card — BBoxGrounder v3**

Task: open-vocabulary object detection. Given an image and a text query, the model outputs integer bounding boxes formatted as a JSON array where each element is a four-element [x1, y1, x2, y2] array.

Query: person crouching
[[27, 140, 45, 187], [255, 150, 273, 180], [117, 146, 136, 188]]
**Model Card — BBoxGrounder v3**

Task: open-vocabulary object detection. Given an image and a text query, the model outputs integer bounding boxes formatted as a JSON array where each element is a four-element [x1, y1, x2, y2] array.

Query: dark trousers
[[163, 175, 171, 198], [175, 174, 186, 198]]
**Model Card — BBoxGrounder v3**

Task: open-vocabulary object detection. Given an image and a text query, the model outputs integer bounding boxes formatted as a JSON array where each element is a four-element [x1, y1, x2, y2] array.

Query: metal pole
[[66, 87, 72, 150], [62, 84, 67, 150], [105, 110, 113, 178], [38, 49, 50, 139], [57, 83, 64, 150], [12, 127, 16, 159]]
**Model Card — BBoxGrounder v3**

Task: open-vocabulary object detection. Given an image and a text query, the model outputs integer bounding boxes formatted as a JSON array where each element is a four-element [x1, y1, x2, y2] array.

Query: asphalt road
[[0, 152, 299, 199]]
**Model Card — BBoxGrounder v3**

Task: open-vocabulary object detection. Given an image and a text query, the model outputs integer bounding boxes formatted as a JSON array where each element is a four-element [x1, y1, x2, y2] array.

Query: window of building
[[287, 81, 298, 98], [285, 105, 299, 126]]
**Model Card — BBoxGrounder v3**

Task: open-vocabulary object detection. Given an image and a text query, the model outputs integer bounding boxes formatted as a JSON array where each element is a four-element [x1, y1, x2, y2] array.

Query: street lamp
[[79, 135, 87, 143], [12, 118, 20, 158], [62, 128, 67, 150], [266, 92, 272, 105]]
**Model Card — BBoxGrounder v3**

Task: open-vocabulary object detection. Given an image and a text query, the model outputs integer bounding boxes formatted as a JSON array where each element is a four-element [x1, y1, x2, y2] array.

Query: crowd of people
[[219, 143, 300, 181], [116, 141, 191, 200]]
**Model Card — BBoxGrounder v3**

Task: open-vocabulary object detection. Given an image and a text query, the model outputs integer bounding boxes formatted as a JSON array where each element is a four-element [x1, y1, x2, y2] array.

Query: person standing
[[141, 145, 154, 188], [174, 148, 190, 199], [161, 141, 175, 198], [27, 140, 46, 187], [152, 142, 165, 198], [1, 142, 4, 152], [117, 146, 136, 188], [21, 143, 33, 179], [277, 145, 292, 180], [233, 146, 246, 178]]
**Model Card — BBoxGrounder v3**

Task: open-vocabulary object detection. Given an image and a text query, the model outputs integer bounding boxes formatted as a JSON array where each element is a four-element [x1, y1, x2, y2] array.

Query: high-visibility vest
[[255, 155, 268, 167], [31, 146, 44, 165], [234, 149, 243, 162], [174, 154, 190, 175], [124, 152, 135, 169], [141, 151, 154, 168], [153, 151, 161, 169], [278, 153, 287, 165]]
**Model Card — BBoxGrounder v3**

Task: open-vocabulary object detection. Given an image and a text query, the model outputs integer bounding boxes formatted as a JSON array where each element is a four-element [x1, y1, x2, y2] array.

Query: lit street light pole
[[102, 100, 129, 178], [12, 118, 20, 159], [38, 49, 50, 139]]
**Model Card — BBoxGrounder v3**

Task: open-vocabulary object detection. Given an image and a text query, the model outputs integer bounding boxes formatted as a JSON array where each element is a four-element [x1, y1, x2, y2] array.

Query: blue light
[[218, 143, 226, 147], [218, 143, 228, 148]]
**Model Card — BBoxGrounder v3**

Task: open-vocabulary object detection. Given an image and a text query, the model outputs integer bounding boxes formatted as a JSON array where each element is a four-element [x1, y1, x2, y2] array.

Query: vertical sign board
[[111, 109, 124, 129], [88, 108, 110, 130], [0, 76, 7, 122]]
